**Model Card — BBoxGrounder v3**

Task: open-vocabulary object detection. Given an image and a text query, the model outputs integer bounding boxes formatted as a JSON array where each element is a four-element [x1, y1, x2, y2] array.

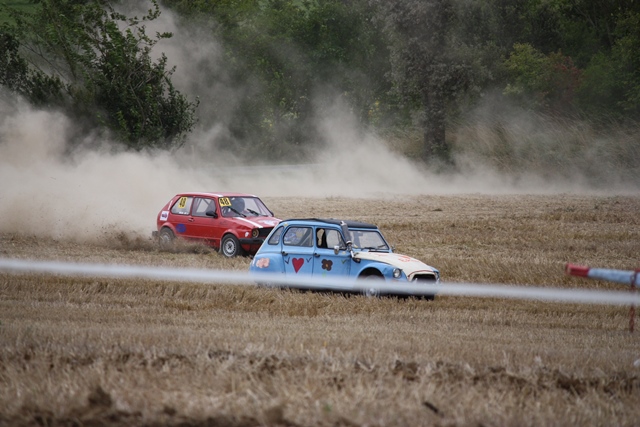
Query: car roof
[[280, 218, 378, 229], [174, 192, 257, 198]]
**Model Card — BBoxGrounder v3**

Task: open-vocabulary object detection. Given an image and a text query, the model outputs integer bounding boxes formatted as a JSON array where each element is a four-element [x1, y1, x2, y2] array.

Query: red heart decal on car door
[[292, 258, 304, 273]]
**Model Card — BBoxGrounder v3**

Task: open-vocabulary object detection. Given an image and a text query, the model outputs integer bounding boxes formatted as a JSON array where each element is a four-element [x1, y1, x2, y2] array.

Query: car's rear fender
[[158, 223, 177, 235], [157, 196, 180, 219], [250, 253, 286, 274]]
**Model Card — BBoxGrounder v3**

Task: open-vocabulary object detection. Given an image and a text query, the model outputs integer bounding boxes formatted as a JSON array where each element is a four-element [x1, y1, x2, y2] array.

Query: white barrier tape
[[1, 257, 639, 306]]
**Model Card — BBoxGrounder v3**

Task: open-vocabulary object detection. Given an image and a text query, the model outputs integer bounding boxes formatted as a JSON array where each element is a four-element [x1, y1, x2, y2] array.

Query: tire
[[257, 282, 279, 289], [361, 274, 382, 297], [158, 228, 175, 249], [220, 234, 243, 257]]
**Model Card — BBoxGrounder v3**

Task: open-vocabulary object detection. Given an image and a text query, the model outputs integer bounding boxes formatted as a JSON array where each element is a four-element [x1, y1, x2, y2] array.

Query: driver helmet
[[231, 197, 245, 212], [284, 227, 307, 245]]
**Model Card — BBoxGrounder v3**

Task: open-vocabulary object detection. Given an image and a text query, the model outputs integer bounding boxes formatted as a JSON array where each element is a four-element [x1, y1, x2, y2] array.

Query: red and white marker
[[566, 263, 639, 332]]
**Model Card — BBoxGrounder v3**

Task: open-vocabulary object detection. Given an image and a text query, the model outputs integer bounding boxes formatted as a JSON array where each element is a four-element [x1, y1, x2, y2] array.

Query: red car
[[154, 192, 281, 257]]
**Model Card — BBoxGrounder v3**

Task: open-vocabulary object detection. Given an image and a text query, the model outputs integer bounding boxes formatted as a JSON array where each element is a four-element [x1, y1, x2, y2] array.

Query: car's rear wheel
[[220, 234, 243, 257], [158, 228, 175, 249], [257, 282, 280, 289], [361, 274, 382, 297]]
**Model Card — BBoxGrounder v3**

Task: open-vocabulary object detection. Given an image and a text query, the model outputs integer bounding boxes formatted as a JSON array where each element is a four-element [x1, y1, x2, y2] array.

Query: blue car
[[249, 218, 441, 298]]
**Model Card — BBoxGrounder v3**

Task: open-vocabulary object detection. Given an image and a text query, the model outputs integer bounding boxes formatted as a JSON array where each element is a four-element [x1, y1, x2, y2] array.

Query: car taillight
[[252, 229, 259, 238]]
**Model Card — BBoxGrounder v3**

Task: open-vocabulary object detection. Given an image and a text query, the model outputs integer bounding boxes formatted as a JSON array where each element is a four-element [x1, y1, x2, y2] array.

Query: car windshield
[[348, 229, 390, 251], [220, 196, 273, 218]]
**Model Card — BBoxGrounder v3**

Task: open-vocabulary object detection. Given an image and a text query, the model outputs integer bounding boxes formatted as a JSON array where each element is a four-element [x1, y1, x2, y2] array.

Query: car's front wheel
[[220, 234, 243, 257], [361, 274, 382, 297], [158, 228, 175, 249]]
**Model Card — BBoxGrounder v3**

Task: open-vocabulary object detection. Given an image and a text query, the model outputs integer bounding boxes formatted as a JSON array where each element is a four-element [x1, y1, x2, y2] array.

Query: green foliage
[[0, 0, 38, 24], [575, 52, 623, 118], [0, 27, 34, 92], [0, 23, 64, 105], [504, 43, 547, 98], [1, 0, 197, 150], [162, 0, 390, 160], [504, 43, 582, 112], [610, 11, 640, 114], [3, 0, 640, 159], [563, 9, 640, 117]]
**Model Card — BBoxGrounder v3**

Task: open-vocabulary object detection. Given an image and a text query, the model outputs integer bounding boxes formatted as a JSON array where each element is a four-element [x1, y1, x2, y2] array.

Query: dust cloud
[[0, 92, 625, 243], [0, 4, 636, 243]]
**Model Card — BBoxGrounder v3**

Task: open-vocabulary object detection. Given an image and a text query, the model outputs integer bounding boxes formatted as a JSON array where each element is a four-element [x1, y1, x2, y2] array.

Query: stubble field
[[1, 194, 639, 426]]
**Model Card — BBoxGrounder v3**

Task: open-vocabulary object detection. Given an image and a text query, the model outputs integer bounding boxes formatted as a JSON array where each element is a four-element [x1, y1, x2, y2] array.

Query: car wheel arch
[[357, 267, 385, 280], [221, 227, 250, 242], [158, 226, 176, 248]]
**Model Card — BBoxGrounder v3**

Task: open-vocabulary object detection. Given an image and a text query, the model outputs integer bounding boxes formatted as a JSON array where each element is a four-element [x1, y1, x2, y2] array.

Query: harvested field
[[1, 194, 639, 426]]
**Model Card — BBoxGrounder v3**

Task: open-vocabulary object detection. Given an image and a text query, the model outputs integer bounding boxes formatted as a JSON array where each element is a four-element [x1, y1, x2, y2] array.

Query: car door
[[168, 195, 194, 238], [311, 227, 351, 277], [188, 197, 219, 245], [208, 196, 238, 250], [281, 226, 314, 276]]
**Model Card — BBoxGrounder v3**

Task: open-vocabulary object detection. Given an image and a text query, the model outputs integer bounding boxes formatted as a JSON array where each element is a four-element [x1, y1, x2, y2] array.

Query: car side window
[[316, 228, 345, 249], [268, 226, 284, 245], [171, 196, 193, 215], [283, 227, 313, 247], [192, 197, 215, 217], [326, 229, 345, 248]]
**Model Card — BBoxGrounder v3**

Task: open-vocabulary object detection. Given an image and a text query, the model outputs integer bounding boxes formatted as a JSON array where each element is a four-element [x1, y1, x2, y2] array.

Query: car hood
[[230, 216, 280, 228], [353, 252, 438, 280]]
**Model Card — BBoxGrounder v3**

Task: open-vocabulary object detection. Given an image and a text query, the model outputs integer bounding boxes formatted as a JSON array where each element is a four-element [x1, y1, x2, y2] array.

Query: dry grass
[[1, 195, 639, 426]]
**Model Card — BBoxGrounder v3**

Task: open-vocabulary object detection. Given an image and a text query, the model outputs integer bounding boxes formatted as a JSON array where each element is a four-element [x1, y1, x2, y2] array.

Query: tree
[[503, 43, 582, 113], [0, 27, 64, 105], [161, 0, 390, 160], [373, 0, 472, 164], [612, 11, 640, 115], [0, 0, 197, 150]]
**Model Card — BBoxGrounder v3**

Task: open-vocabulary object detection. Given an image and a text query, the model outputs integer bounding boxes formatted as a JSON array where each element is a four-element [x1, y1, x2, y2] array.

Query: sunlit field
[[1, 195, 639, 426]]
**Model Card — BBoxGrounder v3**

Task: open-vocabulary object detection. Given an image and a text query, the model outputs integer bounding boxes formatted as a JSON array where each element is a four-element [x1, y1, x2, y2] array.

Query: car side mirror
[[334, 245, 348, 255], [206, 210, 218, 219]]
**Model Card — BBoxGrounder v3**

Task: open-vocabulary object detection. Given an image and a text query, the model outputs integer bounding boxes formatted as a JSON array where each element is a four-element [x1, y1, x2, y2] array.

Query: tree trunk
[[422, 87, 448, 163]]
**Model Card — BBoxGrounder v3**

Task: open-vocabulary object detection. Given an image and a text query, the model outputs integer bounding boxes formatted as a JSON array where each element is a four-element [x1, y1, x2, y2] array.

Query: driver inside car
[[222, 197, 250, 217]]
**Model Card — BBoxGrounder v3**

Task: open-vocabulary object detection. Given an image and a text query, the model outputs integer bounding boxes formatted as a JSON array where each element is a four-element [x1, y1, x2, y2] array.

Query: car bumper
[[239, 238, 266, 253]]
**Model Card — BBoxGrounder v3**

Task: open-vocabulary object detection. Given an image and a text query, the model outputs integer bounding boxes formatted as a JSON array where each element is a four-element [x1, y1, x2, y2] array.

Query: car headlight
[[393, 268, 402, 279], [252, 229, 259, 238]]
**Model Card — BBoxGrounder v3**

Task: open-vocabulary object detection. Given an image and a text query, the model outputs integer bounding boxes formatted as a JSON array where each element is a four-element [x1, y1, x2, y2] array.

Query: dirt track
[[1, 194, 639, 426]]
